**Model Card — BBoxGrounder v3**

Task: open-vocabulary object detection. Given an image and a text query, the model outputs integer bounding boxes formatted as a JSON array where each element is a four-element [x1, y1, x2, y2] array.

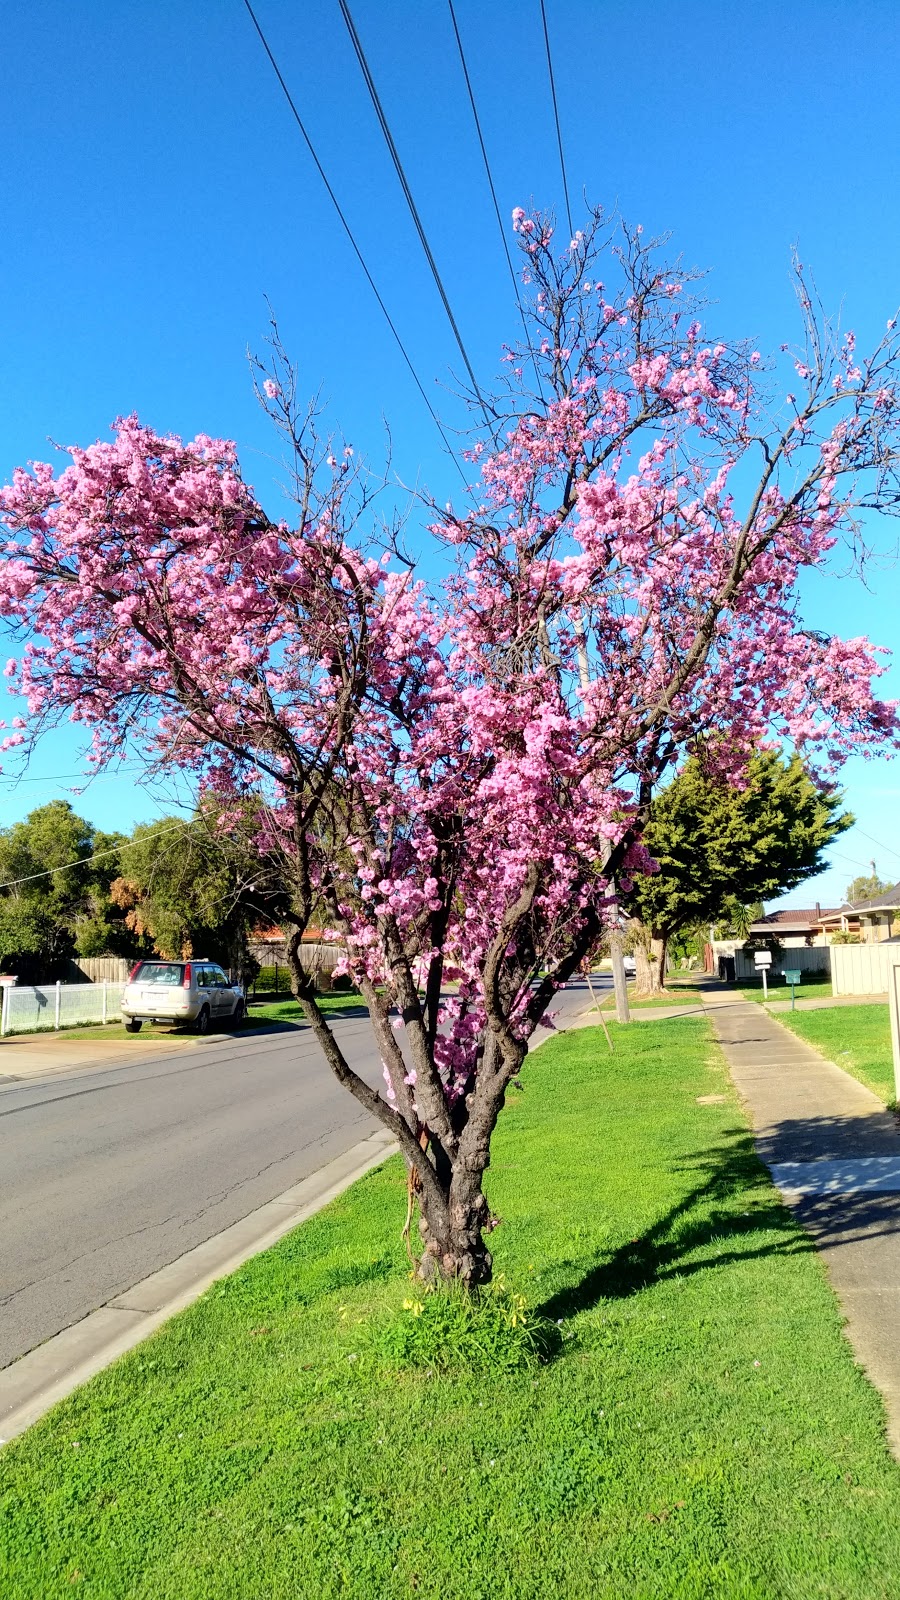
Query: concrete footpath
[[0, 1031, 201, 1082], [702, 985, 900, 1454]]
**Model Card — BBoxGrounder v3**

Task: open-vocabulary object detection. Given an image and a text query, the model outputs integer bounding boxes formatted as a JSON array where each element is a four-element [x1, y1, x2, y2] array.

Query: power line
[[828, 847, 886, 875], [538, 0, 573, 240], [446, 0, 545, 402], [240, 0, 468, 488], [852, 828, 900, 867], [0, 765, 147, 787], [336, 0, 493, 426], [0, 818, 195, 892]]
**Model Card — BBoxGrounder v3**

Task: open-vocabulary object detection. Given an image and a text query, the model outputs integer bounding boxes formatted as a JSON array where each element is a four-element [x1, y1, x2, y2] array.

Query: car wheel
[[195, 1005, 211, 1036], [126, 1018, 142, 1034], [231, 1000, 244, 1029]]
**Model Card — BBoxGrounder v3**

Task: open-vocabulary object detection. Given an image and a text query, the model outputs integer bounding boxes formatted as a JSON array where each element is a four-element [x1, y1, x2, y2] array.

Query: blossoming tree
[[1, 208, 898, 1282]]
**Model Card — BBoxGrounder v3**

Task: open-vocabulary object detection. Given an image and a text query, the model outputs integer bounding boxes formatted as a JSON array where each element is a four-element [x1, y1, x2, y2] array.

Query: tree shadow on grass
[[534, 1122, 884, 1324]]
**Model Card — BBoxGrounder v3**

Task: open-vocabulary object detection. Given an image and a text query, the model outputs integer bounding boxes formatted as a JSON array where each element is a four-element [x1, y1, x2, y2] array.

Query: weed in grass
[[374, 1276, 560, 1374]]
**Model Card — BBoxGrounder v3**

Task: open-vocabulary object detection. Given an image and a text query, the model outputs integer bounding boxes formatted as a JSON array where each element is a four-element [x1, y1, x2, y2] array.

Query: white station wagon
[[121, 960, 245, 1034]]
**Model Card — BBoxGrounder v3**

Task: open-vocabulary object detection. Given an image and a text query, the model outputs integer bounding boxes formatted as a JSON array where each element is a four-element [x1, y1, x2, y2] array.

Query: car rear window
[[132, 962, 184, 986]]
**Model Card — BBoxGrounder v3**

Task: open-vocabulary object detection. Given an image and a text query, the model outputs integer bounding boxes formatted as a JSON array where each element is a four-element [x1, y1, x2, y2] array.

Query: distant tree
[[111, 805, 285, 980], [0, 800, 138, 980], [625, 754, 851, 993], [713, 898, 765, 941], [0, 898, 53, 979], [845, 872, 891, 903]]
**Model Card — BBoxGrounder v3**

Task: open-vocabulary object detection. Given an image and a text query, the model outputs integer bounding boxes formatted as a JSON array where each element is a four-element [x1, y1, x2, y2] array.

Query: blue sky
[[1, 0, 898, 906]]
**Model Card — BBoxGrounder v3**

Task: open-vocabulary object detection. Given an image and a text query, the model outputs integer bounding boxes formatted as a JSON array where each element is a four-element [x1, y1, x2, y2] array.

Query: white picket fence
[[0, 981, 126, 1036], [831, 942, 900, 997]]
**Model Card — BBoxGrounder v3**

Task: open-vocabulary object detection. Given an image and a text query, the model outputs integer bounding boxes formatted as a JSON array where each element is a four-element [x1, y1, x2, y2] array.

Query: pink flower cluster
[[1, 209, 898, 1117]]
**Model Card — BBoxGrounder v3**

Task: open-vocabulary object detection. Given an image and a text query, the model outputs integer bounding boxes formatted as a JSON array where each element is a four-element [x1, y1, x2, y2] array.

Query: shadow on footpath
[[534, 1128, 814, 1321], [536, 1108, 900, 1325]]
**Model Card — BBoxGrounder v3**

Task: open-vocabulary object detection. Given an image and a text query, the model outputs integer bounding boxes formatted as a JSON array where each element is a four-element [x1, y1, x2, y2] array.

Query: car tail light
[[182, 962, 192, 989], [128, 962, 141, 982]]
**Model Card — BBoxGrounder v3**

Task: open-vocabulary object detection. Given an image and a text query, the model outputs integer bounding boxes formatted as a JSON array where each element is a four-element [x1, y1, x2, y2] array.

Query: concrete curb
[[0, 1128, 397, 1445]]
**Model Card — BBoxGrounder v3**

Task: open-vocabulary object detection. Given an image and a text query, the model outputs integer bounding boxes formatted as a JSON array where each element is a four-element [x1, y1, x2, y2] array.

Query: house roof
[[251, 925, 337, 944], [750, 907, 840, 931], [852, 884, 900, 914], [818, 903, 859, 924]]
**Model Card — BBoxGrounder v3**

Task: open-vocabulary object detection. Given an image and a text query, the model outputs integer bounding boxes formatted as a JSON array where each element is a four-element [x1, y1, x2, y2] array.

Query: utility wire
[[446, 0, 545, 403], [0, 818, 195, 892], [0, 763, 150, 787], [241, 0, 468, 488], [538, 0, 573, 239], [852, 828, 900, 867], [336, 0, 493, 426], [828, 847, 888, 875]]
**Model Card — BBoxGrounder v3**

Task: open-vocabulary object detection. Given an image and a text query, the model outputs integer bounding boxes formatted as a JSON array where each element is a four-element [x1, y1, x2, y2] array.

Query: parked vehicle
[[622, 954, 637, 979], [120, 960, 244, 1034]]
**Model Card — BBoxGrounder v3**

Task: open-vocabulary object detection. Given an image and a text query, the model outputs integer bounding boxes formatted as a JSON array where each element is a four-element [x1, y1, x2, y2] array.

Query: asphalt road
[[0, 982, 597, 1367]]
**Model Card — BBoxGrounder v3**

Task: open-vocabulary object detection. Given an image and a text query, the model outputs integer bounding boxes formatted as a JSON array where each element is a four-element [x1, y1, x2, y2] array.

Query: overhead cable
[[828, 847, 888, 875], [447, 0, 545, 402], [0, 818, 194, 891], [241, 0, 468, 487], [538, 0, 573, 239], [336, 0, 494, 426], [852, 828, 900, 866]]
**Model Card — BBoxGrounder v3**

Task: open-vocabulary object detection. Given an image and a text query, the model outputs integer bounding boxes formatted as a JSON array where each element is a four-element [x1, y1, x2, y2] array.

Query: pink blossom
[[0, 207, 897, 1281]]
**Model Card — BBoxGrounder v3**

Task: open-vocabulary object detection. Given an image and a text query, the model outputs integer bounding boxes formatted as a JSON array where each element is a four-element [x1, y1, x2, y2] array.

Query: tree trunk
[[631, 921, 668, 996], [417, 1176, 493, 1285]]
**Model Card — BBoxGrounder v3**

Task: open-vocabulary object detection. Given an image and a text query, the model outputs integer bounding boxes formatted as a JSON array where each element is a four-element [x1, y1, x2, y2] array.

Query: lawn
[[4, 1019, 900, 1597], [582, 979, 701, 1012], [627, 990, 703, 1008], [248, 995, 366, 1027], [777, 1002, 895, 1104], [739, 972, 834, 1005]]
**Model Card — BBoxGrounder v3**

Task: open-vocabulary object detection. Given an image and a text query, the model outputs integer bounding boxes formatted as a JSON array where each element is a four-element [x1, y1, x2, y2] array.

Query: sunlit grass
[[3, 1019, 900, 1597]]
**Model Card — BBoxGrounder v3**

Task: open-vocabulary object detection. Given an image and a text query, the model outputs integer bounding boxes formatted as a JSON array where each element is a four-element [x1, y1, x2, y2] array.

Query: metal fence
[[831, 942, 899, 996], [0, 981, 126, 1036], [734, 945, 831, 980], [709, 942, 832, 981]]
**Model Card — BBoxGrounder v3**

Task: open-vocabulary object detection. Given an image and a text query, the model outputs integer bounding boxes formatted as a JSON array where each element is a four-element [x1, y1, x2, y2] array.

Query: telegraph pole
[[609, 912, 631, 1025]]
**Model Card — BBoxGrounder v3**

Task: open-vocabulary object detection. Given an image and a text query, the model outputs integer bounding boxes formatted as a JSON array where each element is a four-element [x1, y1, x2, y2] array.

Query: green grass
[[776, 1002, 894, 1103], [739, 972, 834, 1004], [626, 989, 703, 1008], [583, 981, 701, 1012], [4, 1019, 900, 1598], [248, 995, 366, 1028]]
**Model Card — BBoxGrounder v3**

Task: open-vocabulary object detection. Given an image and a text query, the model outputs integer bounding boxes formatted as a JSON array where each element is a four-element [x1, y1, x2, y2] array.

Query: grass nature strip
[[4, 1019, 900, 1598], [776, 1002, 894, 1104], [739, 973, 834, 1005]]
